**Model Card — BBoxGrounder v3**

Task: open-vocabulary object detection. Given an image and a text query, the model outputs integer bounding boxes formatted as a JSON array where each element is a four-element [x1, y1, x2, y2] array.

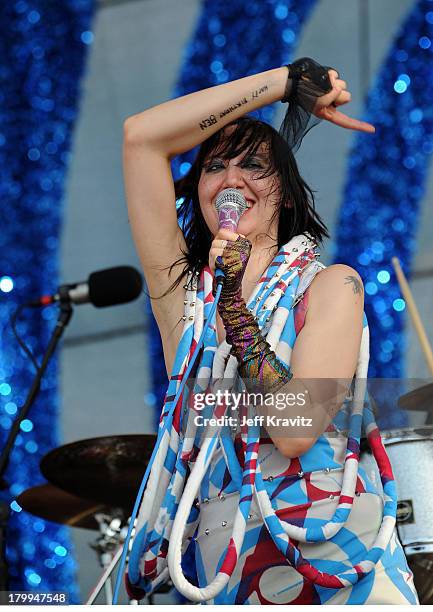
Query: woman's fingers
[[213, 239, 228, 249], [209, 228, 249, 271], [312, 69, 375, 133], [335, 78, 347, 91], [332, 89, 352, 107], [316, 72, 348, 110], [209, 238, 234, 272], [313, 86, 351, 114], [317, 105, 375, 133], [214, 228, 240, 242], [328, 70, 347, 92], [314, 85, 343, 111], [328, 69, 339, 83]]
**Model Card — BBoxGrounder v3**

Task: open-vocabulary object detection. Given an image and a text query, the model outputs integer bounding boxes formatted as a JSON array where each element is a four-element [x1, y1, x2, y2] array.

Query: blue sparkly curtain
[[148, 0, 319, 425], [0, 0, 95, 599], [333, 0, 433, 426]]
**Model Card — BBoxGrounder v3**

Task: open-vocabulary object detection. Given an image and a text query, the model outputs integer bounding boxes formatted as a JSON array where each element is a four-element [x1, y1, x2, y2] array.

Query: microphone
[[214, 188, 248, 232], [214, 188, 248, 285], [29, 266, 143, 308]]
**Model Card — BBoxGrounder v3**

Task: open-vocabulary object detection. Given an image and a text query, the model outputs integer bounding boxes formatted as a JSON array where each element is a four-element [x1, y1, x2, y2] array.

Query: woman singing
[[122, 59, 418, 604]]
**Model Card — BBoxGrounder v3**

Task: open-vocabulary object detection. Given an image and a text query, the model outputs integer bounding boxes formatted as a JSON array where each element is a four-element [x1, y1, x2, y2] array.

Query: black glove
[[280, 57, 334, 151]]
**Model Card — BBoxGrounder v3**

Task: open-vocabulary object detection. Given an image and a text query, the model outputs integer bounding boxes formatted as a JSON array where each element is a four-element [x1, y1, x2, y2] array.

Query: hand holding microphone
[[210, 188, 251, 290], [211, 196, 292, 401]]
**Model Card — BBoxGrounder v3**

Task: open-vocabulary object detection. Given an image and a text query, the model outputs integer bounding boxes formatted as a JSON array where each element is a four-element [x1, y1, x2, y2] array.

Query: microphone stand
[[0, 299, 74, 593]]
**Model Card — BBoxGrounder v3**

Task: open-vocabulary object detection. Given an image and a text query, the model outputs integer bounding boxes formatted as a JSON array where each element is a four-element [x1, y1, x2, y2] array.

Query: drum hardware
[[17, 484, 113, 530], [381, 426, 433, 604], [34, 434, 173, 603], [17, 483, 168, 605], [360, 425, 433, 603], [40, 434, 156, 510], [407, 553, 433, 605], [398, 382, 433, 416], [391, 258, 433, 602], [85, 516, 173, 605], [17, 483, 134, 604], [86, 515, 133, 605]]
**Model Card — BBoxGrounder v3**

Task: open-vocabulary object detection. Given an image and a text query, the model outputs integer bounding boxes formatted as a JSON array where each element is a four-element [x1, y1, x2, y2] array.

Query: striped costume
[[127, 234, 418, 604]]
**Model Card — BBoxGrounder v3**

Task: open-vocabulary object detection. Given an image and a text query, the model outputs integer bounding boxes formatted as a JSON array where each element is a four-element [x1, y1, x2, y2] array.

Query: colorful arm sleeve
[[215, 237, 292, 393]]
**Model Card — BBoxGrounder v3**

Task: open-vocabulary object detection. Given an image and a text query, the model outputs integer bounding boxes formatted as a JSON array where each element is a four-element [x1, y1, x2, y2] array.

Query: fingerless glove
[[280, 57, 334, 151], [215, 237, 292, 394]]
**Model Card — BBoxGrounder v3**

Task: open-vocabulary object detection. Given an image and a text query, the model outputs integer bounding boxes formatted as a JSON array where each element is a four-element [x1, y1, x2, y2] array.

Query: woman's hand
[[209, 229, 252, 297], [313, 69, 375, 133], [209, 228, 241, 274]]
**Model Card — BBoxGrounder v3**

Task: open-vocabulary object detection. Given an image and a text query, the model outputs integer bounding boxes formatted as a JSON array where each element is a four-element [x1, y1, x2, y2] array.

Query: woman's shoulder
[[312, 263, 363, 289], [308, 263, 364, 311]]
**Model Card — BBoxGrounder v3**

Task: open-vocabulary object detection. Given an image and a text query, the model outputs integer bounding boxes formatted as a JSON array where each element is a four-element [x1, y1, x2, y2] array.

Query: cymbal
[[17, 484, 115, 530], [40, 434, 156, 511], [398, 383, 433, 412]]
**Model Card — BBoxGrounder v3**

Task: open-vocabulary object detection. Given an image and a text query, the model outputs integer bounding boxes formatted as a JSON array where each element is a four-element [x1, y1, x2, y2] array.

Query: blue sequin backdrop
[[333, 0, 433, 425], [147, 0, 319, 425], [0, 0, 94, 598]]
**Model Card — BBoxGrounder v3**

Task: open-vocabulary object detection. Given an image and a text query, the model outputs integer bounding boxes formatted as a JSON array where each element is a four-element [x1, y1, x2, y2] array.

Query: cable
[[10, 303, 42, 374], [112, 281, 223, 604]]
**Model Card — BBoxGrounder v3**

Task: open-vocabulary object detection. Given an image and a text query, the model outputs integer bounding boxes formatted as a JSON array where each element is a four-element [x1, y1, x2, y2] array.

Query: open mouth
[[245, 199, 255, 211]]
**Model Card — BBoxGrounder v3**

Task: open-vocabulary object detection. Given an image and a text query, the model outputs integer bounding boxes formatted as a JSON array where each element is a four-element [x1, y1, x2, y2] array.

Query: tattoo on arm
[[199, 114, 218, 131], [198, 85, 268, 130], [251, 84, 268, 99], [219, 97, 248, 119], [344, 275, 363, 295]]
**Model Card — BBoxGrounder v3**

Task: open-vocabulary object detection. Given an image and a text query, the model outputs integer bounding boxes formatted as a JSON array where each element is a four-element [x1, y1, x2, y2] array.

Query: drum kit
[[358, 382, 433, 604], [390, 384, 433, 604], [16, 434, 172, 604]]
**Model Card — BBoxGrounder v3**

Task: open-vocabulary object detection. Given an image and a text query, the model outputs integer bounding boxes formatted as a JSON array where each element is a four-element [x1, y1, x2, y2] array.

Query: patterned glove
[[215, 237, 292, 393]]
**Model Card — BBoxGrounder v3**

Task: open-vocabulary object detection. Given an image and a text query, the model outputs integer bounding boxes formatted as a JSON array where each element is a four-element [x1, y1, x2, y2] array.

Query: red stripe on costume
[[347, 452, 359, 461], [294, 288, 310, 335], [298, 561, 345, 588], [220, 537, 238, 575], [355, 477, 366, 493], [368, 427, 394, 480], [276, 456, 302, 478], [188, 337, 198, 359], [124, 574, 146, 600], [276, 502, 311, 523], [204, 290, 214, 304], [143, 557, 157, 579], [305, 473, 340, 502]]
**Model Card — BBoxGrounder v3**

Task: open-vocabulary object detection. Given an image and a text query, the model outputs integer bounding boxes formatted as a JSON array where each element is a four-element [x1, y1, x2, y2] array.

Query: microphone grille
[[88, 266, 143, 308], [215, 188, 247, 213]]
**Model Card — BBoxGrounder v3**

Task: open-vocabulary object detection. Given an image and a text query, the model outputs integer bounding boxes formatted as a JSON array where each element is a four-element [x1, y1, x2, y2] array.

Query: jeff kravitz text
[[192, 389, 313, 428]]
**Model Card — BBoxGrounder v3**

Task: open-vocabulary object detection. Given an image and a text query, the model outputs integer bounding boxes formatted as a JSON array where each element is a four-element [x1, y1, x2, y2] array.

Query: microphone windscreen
[[215, 188, 247, 231], [88, 266, 143, 307]]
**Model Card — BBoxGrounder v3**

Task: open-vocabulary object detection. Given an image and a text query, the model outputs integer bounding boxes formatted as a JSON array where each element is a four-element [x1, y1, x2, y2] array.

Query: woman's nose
[[224, 164, 245, 188]]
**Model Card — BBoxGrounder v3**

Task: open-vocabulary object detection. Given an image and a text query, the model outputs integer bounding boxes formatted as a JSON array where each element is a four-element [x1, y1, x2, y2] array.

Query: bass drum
[[360, 426, 433, 604]]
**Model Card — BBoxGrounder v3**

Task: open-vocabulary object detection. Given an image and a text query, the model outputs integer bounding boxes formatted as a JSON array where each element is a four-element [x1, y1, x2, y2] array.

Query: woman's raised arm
[[122, 62, 369, 371], [124, 68, 288, 157], [123, 67, 291, 370]]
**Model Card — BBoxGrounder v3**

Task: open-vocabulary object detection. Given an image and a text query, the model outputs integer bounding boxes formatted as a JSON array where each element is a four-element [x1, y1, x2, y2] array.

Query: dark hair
[[166, 116, 329, 294]]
